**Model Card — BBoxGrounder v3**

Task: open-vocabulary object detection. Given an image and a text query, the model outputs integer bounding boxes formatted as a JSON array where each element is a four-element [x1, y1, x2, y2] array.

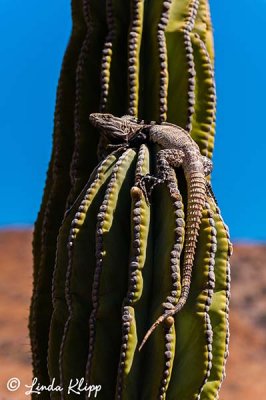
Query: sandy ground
[[0, 230, 265, 399]]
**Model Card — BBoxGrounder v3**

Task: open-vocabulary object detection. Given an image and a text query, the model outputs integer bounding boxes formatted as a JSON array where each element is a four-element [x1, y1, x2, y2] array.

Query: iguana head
[[89, 113, 146, 142]]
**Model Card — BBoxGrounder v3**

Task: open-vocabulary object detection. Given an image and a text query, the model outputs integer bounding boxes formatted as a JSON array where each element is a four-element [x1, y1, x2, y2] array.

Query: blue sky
[[0, 0, 265, 241]]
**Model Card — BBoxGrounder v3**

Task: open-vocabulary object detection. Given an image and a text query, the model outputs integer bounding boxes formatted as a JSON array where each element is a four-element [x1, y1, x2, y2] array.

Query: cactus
[[29, 0, 232, 399]]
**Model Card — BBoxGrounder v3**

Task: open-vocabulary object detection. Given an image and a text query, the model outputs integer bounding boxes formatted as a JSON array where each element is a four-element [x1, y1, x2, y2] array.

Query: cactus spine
[[30, 0, 232, 399]]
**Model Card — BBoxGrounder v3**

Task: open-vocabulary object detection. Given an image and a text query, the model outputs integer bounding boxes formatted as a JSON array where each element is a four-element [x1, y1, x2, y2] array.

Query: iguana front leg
[[136, 149, 185, 202]]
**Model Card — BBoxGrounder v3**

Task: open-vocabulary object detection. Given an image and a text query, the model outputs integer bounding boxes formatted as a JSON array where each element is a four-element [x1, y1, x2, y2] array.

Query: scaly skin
[[89, 112, 213, 349]]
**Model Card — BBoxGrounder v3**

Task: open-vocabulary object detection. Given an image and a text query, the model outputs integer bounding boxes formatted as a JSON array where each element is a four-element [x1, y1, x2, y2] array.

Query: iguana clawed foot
[[106, 143, 129, 153], [135, 173, 165, 204]]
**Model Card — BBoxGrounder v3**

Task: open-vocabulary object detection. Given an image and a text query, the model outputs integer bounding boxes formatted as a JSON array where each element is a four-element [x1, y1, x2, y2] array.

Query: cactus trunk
[[29, 0, 232, 399]]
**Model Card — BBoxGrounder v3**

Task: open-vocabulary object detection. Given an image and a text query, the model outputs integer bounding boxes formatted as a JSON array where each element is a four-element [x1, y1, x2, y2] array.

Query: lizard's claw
[[135, 174, 164, 205], [106, 143, 129, 153]]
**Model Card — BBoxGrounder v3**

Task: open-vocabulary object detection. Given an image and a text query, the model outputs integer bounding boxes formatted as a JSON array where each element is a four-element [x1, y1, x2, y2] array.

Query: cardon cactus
[[29, 0, 232, 399]]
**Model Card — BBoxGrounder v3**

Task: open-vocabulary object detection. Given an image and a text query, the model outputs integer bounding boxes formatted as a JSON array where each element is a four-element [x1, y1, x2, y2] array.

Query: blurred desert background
[[0, 229, 265, 399]]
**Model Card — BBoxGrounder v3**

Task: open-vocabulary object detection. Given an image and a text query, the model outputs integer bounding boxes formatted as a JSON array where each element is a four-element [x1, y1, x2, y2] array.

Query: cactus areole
[[29, 1, 232, 399]]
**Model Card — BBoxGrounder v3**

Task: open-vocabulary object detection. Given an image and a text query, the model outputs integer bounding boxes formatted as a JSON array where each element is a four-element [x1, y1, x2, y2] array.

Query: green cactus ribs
[[29, 0, 87, 392], [30, 0, 232, 399], [46, 140, 231, 399]]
